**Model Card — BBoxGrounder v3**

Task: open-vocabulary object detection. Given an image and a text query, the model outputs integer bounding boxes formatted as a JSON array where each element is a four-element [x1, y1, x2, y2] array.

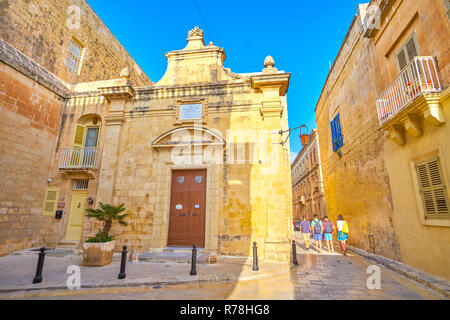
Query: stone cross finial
[[188, 26, 203, 39], [263, 55, 278, 74]]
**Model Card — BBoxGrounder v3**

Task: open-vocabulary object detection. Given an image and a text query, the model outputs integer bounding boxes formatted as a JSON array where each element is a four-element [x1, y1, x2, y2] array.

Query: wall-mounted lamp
[[278, 124, 309, 147], [87, 197, 94, 205]]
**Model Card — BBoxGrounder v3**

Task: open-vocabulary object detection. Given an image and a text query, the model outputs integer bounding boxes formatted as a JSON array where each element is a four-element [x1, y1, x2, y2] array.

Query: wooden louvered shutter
[[43, 187, 59, 216], [73, 125, 86, 147], [405, 37, 418, 61], [71, 125, 86, 166], [397, 49, 408, 71], [396, 33, 419, 71], [330, 118, 337, 152], [336, 113, 343, 148], [416, 158, 449, 218]]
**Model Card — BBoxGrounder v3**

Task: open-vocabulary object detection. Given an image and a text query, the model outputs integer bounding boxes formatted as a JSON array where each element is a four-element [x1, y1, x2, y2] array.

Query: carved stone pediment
[[151, 126, 225, 148]]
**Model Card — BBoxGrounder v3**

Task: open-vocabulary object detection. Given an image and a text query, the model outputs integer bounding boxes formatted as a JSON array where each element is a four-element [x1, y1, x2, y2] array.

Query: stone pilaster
[[251, 57, 292, 261], [96, 73, 134, 205]]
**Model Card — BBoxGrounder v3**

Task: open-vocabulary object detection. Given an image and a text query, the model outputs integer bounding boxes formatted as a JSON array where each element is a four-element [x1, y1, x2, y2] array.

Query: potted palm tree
[[82, 203, 128, 266]]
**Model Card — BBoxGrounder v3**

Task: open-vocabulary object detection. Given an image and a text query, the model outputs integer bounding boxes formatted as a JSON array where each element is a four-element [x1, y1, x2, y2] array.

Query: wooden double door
[[168, 169, 207, 247]]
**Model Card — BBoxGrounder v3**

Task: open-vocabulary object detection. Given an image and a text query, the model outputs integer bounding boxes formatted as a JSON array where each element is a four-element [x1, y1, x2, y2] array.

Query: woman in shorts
[[336, 215, 349, 255]]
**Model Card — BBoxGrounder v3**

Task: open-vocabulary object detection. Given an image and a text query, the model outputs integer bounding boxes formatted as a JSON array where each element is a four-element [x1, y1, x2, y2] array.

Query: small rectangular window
[[396, 33, 420, 71], [66, 38, 84, 73], [330, 113, 343, 152], [416, 157, 449, 219]]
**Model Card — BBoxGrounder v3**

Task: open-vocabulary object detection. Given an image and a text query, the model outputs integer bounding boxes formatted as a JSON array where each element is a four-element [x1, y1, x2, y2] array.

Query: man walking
[[299, 216, 311, 251], [323, 216, 334, 252], [311, 214, 323, 253]]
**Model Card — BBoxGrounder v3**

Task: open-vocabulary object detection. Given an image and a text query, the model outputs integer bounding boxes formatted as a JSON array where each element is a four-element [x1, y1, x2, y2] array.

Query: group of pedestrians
[[298, 214, 349, 255]]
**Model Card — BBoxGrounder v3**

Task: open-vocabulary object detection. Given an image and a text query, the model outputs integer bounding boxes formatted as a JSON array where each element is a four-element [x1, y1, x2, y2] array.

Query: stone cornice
[[98, 84, 135, 102], [0, 38, 70, 98], [250, 73, 291, 96]]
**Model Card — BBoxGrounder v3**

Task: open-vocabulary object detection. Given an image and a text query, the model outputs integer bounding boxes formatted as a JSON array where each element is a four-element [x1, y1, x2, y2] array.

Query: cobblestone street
[[0, 236, 445, 300]]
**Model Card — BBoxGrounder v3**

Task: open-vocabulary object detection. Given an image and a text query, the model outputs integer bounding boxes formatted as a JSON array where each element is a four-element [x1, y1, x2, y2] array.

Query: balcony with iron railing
[[376, 56, 446, 145], [59, 147, 100, 172]]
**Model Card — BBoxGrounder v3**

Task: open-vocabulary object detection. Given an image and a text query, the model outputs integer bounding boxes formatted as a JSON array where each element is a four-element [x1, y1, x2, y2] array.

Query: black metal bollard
[[118, 245, 128, 279], [252, 242, 259, 271], [32, 247, 46, 284], [190, 244, 197, 276], [292, 240, 299, 265]]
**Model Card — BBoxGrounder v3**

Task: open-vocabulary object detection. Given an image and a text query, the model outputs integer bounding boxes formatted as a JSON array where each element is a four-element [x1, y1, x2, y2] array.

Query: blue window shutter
[[330, 119, 336, 152], [336, 113, 343, 148]]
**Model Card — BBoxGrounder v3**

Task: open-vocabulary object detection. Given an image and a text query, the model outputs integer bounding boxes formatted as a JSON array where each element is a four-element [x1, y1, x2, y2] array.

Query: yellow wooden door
[[65, 191, 87, 241]]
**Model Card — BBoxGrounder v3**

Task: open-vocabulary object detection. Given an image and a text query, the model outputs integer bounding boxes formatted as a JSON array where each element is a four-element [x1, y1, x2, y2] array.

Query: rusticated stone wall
[[0, 60, 65, 255], [315, 14, 401, 260], [0, 0, 151, 85]]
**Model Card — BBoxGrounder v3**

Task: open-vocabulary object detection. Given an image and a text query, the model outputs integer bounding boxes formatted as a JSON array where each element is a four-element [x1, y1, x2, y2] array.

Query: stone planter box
[[82, 240, 115, 266]]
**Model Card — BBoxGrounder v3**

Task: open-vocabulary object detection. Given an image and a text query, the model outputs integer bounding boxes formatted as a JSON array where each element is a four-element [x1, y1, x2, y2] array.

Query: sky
[[86, 0, 364, 160]]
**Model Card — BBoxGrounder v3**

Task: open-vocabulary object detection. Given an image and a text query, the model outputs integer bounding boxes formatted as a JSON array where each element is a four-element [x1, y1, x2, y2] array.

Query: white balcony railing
[[59, 147, 99, 169], [376, 56, 442, 125]]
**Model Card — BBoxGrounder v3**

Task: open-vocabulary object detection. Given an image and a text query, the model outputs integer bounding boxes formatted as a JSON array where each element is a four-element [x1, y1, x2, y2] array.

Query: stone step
[[13, 247, 76, 257], [162, 246, 205, 253], [45, 248, 74, 257], [138, 251, 210, 264], [58, 240, 79, 246], [55, 244, 79, 249]]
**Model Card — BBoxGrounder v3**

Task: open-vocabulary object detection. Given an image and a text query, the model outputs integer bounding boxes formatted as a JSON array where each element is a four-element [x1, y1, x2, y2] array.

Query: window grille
[[74, 179, 89, 190]]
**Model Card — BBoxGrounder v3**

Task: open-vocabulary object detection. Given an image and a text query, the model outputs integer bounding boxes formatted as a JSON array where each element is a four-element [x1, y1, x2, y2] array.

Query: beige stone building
[[291, 129, 327, 221], [53, 28, 293, 261], [0, 1, 294, 261], [0, 0, 151, 256], [315, 0, 450, 280]]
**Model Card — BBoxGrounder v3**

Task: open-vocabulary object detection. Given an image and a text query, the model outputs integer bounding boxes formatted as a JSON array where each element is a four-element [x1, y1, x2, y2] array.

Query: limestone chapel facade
[[47, 27, 293, 261]]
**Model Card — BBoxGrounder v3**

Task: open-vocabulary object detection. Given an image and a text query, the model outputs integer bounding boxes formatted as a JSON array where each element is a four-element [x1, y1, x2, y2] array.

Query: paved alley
[[0, 235, 445, 300]]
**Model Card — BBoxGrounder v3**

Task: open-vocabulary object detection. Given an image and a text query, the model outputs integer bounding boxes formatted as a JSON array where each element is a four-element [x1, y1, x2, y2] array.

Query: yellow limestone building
[[48, 27, 293, 261]]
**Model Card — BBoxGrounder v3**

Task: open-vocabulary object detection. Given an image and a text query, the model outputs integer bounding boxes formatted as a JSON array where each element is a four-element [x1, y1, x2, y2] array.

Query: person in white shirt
[[336, 215, 348, 255]]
